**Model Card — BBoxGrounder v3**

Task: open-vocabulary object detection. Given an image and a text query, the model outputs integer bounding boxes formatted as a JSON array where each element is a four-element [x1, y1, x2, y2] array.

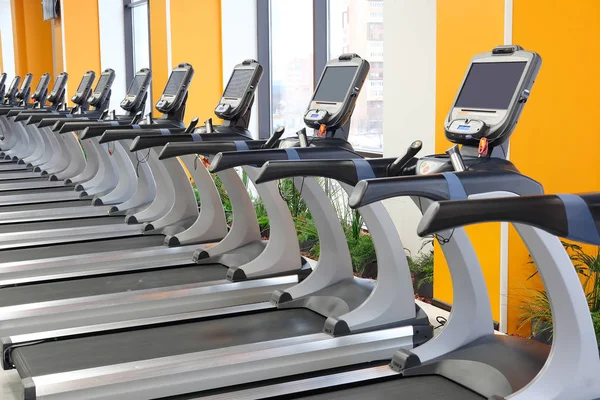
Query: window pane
[[131, 3, 152, 113], [329, 0, 384, 152], [271, 0, 313, 136]]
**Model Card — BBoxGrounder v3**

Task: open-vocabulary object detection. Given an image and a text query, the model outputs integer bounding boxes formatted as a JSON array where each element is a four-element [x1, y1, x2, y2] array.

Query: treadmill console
[[32, 73, 51, 102], [71, 71, 96, 105], [416, 45, 542, 176], [47, 72, 68, 105], [156, 63, 194, 114], [3, 76, 20, 105], [303, 53, 369, 134], [87, 68, 115, 107], [444, 45, 542, 148], [214, 59, 262, 120], [16, 73, 33, 103], [0, 73, 6, 99], [120, 68, 152, 112]]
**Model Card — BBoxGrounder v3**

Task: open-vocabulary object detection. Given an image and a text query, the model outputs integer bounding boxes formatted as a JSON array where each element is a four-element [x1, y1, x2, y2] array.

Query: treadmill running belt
[[0, 216, 125, 234], [0, 186, 74, 197], [0, 200, 93, 212], [1, 264, 226, 306], [298, 376, 484, 400], [0, 235, 166, 263], [12, 309, 325, 377]]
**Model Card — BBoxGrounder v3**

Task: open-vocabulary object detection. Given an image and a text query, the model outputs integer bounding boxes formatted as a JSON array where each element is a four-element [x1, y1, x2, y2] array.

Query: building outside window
[[270, 0, 314, 136], [329, 0, 384, 152]]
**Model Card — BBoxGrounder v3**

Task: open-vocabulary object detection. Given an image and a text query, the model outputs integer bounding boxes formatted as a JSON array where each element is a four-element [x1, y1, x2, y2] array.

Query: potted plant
[[519, 242, 600, 348], [407, 239, 434, 299]]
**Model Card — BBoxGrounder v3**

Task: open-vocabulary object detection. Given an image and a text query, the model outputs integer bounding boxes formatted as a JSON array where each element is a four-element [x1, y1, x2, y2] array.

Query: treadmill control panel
[[445, 45, 541, 149], [214, 59, 263, 121], [0, 73, 7, 95], [121, 68, 152, 112], [71, 71, 96, 105], [304, 54, 369, 135], [48, 72, 69, 105], [88, 69, 115, 107], [3, 76, 20, 105], [156, 63, 194, 114], [16, 73, 33, 101], [32, 73, 51, 102]]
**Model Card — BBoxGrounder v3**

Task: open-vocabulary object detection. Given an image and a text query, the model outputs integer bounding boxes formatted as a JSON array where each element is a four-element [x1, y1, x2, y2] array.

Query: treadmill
[[0, 72, 51, 170], [0, 69, 155, 224], [0, 70, 113, 197], [0, 71, 94, 181], [0, 66, 199, 250], [184, 45, 558, 400], [0, 54, 431, 400], [195, 194, 600, 400], [0, 61, 314, 339]]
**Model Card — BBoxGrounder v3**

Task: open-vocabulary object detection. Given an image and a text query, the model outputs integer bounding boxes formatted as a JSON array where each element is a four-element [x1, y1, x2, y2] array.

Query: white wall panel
[[98, 0, 127, 109], [382, 0, 436, 256]]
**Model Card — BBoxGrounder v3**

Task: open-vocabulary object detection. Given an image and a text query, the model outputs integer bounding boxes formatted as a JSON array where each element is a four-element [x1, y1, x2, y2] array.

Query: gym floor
[[0, 300, 450, 400]]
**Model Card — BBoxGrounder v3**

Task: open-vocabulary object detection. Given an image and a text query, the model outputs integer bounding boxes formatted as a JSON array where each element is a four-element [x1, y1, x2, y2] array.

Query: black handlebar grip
[[262, 126, 285, 149], [130, 135, 195, 152], [158, 140, 267, 160], [388, 140, 423, 176]]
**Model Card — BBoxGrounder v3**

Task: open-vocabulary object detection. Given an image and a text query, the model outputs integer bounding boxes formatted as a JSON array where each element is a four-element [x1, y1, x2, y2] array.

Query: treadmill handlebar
[[210, 147, 359, 174], [158, 140, 267, 159], [133, 133, 262, 152], [84, 123, 183, 141], [97, 124, 185, 143], [58, 119, 133, 134], [37, 115, 99, 128], [255, 157, 397, 186], [417, 193, 600, 246], [11, 110, 62, 121], [347, 170, 544, 209]]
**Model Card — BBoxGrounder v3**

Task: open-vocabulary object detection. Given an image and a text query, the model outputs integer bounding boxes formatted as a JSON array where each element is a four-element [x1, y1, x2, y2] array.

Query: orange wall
[[169, 0, 223, 124], [434, 0, 505, 320], [148, 0, 169, 109], [61, 0, 101, 104], [506, 0, 600, 333], [11, 0, 53, 80]]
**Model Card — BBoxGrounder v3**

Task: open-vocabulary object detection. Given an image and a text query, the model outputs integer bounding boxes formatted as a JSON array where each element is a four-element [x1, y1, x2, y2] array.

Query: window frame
[[123, 0, 151, 88]]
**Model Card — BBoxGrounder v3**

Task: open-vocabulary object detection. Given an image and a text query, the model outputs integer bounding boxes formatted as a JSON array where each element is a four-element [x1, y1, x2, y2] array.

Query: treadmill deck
[[297, 376, 484, 400], [12, 309, 325, 377], [0, 263, 227, 306]]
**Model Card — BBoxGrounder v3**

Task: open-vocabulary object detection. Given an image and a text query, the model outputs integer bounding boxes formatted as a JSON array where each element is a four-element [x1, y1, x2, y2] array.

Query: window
[[270, 0, 314, 136], [329, 0, 384, 153], [124, 0, 152, 114]]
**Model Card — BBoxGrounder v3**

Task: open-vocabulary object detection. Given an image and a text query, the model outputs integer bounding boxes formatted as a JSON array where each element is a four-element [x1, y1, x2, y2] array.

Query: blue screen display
[[457, 125, 471, 131], [311, 113, 320, 118]]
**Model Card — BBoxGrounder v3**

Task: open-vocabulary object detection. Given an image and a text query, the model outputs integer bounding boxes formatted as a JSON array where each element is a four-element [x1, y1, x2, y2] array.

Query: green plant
[[592, 310, 600, 348], [406, 238, 434, 289], [520, 243, 600, 346], [408, 249, 434, 289]]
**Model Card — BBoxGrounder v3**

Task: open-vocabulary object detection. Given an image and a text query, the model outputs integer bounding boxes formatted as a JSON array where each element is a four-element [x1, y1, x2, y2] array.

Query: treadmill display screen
[[51, 75, 66, 95], [34, 76, 48, 94], [77, 75, 94, 94], [455, 61, 526, 110], [127, 75, 147, 96], [223, 69, 253, 99], [20, 75, 31, 91], [164, 71, 186, 96], [313, 66, 357, 103], [94, 74, 111, 94], [7, 78, 19, 93]]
